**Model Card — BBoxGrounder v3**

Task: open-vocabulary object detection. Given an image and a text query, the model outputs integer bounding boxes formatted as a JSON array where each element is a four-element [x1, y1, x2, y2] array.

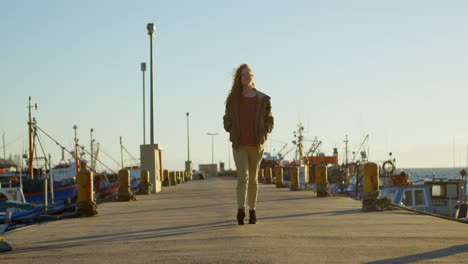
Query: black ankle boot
[[249, 210, 257, 224], [237, 208, 245, 225]]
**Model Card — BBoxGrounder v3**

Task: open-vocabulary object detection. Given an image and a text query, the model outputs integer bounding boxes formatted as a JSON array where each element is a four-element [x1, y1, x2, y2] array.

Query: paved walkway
[[2, 176, 467, 263]]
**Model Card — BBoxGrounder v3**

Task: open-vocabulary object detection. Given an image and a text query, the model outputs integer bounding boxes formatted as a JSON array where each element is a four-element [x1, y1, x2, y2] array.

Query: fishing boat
[[0, 97, 81, 205], [341, 159, 468, 219]]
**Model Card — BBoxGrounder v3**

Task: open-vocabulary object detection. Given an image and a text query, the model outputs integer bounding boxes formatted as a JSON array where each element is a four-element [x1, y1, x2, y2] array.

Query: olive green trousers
[[233, 145, 264, 210]]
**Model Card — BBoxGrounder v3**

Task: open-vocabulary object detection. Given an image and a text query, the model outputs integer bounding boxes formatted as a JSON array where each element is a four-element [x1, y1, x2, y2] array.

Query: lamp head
[[147, 23, 155, 36]]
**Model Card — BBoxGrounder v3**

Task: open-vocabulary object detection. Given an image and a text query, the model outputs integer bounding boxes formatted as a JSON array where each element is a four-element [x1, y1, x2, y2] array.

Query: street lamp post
[[147, 23, 156, 145], [207, 133, 218, 164], [90, 128, 94, 170], [141, 62, 147, 145], [186, 112, 190, 161], [2, 131, 5, 162]]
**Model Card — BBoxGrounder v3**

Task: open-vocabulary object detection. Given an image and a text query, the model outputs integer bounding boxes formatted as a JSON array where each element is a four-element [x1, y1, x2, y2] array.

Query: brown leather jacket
[[223, 90, 274, 151]]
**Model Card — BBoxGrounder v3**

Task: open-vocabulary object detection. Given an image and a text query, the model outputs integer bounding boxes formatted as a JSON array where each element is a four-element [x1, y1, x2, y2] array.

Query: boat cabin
[[381, 185, 433, 214], [423, 178, 463, 217]]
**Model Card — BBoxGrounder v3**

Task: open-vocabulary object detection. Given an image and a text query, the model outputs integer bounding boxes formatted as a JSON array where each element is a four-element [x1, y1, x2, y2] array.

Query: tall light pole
[[2, 131, 5, 162], [186, 112, 190, 161], [147, 23, 156, 145], [90, 128, 94, 170], [207, 133, 218, 164], [141, 62, 147, 144]]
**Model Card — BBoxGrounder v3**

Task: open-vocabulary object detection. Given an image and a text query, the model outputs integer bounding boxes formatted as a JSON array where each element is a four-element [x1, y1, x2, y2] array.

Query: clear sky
[[1, 0, 467, 172]]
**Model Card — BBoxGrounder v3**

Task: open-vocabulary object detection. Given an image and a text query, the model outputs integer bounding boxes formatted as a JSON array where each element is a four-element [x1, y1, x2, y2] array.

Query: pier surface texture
[[2, 176, 467, 263]]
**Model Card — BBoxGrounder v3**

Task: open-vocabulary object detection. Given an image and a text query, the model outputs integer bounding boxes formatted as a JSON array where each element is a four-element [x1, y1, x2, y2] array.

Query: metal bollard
[[275, 167, 287, 188], [77, 169, 97, 216], [362, 162, 379, 211], [258, 168, 265, 183], [117, 169, 135, 201], [316, 164, 329, 197], [163, 169, 170, 186], [139, 170, 152, 194], [169, 171, 177, 186], [180, 171, 185, 183], [264, 167, 272, 184], [290, 167, 300, 191]]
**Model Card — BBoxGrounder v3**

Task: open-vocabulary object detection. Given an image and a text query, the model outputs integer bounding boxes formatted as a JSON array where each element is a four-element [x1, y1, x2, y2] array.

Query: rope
[[137, 182, 153, 195], [36, 125, 118, 174], [80, 146, 117, 174], [316, 182, 330, 197], [386, 201, 468, 224], [35, 125, 74, 156], [364, 197, 468, 224], [97, 145, 121, 168], [0, 133, 26, 150], [117, 186, 137, 201], [0, 237, 12, 252], [77, 201, 98, 216], [122, 145, 138, 164], [362, 190, 381, 211], [34, 132, 49, 169]]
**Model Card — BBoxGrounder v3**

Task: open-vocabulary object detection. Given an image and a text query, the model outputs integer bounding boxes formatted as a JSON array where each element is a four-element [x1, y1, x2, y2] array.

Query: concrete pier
[[2, 176, 467, 263]]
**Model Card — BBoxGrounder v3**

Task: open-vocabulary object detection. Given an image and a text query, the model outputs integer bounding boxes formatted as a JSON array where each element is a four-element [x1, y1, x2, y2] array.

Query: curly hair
[[226, 64, 255, 104]]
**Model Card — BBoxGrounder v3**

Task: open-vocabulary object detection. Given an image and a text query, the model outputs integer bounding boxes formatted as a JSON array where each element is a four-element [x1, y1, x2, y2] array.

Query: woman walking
[[223, 64, 274, 225]]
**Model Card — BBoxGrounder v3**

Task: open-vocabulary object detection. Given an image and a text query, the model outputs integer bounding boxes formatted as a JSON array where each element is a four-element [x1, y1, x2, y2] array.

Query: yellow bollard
[[315, 164, 329, 197], [118, 169, 134, 201], [258, 168, 265, 183], [363, 162, 379, 193], [77, 169, 97, 216], [290, 167, 300, 191], [309, 164, 316, 183], [362, 162, 379, 211], [176, 171, 181, 184], [163, 169, 170, 186], [169, 171, 177, 186], [274, 167, 286, 188], [141, 170, 149, 183], [118, 169, 130, 193], [264, 167, 272, 184], [180, 171, 186, 183], [77, 169, 94, 203], [139, 170, 152, 194]]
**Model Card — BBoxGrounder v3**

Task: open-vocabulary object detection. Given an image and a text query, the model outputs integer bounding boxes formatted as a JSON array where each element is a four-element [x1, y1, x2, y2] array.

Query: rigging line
[[35, 132, 49, 170], [122, 145, 138, 161], [35, 125, 116, 173], [32, 126, 41, 169], [96, 145, 121, 167], [80, 146, 117, 174], [35, 125, 74, 156], [0, 133, 26, 150]]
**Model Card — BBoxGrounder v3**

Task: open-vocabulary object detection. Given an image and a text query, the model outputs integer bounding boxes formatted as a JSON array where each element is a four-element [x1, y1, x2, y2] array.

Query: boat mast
[[27, 97, 36, 179], [344, 134, 349, 182], [90, 128, 94, 170], [73, 125, 81, 174], [120, 136, 124, 169]]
